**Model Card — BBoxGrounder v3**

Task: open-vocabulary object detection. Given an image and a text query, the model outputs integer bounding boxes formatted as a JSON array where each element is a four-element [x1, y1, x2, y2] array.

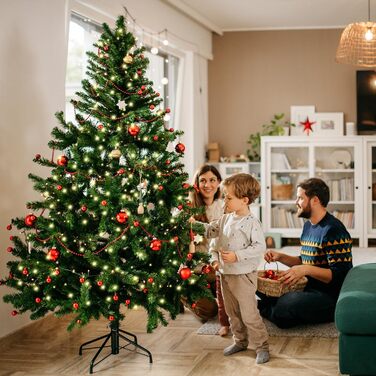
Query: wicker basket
[[271, 184, 293, 200], [257, 263, 308, 297]]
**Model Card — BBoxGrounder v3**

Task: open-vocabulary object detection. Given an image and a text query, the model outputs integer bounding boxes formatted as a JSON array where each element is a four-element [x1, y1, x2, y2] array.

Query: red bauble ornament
[[128, 124, 140, 136], [177, 204, 183, 210], [191, 303, 197, 309], [156, 92, 160, 97], [138, 90, 143, 95], [54, 268, 60, 275], [150, 239, 162, 251], [81, 206, 87, 212], [11, 310, 18, 316], [202, 265, 212, 274], [24, 214, 37, 227], [207, 283, 211, 289], [137, 69, 142, 75], [116, 211, 128, 224], [79, 277, 85, 284], [179, 267, 192, 280], [153, 135, 159, 141], [133, 220, 140, 227], [182, 183, 190, 189], [166, 160, 171, 165], [101, 200, 107, 206], [7, 247, 13, 253], [175, 143, 185, 153], [35, 154, 41, 160], [186, 253, 193, 261], [113, 294, 119, 301], [173, 236, 179, 242], [47, 248, 60, 262], [169, 128, 174, 132], [9, 236, 13, 241], [143, 288, 148, 294], [165, 108, 171, 113], [158, 185, 163, 191], [141, 85, 146, 91], [57, 155, 68, 166], [117, 168, 125, 175], [22, 267, 29, 275], [56, 185, 62, 191], [109, 315, 115, 321], [35, 297, 41, 303], [147, 277, 154, 283], [97, 280, 103, 286], [46, 276, 52, 283], [6, 224, 12, 230], [103, 45, 109, 51], [73, 302, 79, 310], [149, 104, 155, 110], [97, 124, 104, 130], [125, 299, 131, 305]]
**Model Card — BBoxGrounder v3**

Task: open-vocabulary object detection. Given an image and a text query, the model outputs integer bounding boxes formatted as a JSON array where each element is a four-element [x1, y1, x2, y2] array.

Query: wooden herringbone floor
[[0, 307, 341, 376]]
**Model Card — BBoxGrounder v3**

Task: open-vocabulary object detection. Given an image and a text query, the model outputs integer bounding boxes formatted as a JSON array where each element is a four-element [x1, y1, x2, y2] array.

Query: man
[[257, 178, 353, 328]]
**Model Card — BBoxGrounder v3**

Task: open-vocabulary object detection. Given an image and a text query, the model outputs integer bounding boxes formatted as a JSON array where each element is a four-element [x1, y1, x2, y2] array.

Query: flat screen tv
[[357, 70, 376, 134]]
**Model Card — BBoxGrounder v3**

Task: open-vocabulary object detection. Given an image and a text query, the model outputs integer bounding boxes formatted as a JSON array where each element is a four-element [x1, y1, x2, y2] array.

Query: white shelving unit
[[261, 136, 363, 245]]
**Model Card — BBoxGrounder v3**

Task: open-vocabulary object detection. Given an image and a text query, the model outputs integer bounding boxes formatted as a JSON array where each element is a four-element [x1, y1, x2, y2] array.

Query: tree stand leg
[[79, 320, 153, 373]]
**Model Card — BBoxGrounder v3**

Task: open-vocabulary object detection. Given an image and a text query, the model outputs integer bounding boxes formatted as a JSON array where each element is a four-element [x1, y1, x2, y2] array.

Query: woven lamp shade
[[336, 22, 376, 68]]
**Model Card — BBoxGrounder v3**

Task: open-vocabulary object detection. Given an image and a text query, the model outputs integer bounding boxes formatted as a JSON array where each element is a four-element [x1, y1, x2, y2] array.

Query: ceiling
[[164, 0, 374, 34]]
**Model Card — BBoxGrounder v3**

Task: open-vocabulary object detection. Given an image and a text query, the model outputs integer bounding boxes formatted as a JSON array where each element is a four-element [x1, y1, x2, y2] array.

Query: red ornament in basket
[[257, 262, 307, 297]]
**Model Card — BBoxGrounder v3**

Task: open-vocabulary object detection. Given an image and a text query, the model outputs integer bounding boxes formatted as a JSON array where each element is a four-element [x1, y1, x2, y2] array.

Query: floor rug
[[197, 319, 338, 338]]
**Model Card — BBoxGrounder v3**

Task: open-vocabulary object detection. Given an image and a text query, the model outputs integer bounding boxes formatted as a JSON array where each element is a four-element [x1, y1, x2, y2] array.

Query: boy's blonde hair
[[223, 173, 260, 204]]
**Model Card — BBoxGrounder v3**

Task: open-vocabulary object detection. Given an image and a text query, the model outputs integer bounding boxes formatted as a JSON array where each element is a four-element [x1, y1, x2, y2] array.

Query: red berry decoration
[[113, 294, 119, 301], [165, 160, 171, 165], [109, 315, 115, 321], [138, 90, 143, 95], [128, 124, 140, 136], [116, 211, 128, 224], [47, 248, 60, 262], [81, 205, 87, 212], [169, 128, 174, 132], [7, 247, 13, 253], [147, 277, 154, 283], [97, 124, 104, 130], [46, 276, 52, 283], [141, 85, 146, 91], [24, 214, 37, 227], [133, 220, 140, 227], [117, 168, 125, 175], [125, 299, 131, 305], [35, 297, 41, 303], [73, 302, 79, 310], [103, 45, 109, 51], [11, 310, 18, 316], [165, 108, 171, 113], [9, 236, 13, 241], [149, 104, 155, 110], [101, 200, 107, 206], [207, 283, 211, 289], [56, 185, 62, 191], [153, 135, 159, 141], [182, 183, 190, 189], [57, 155, 68, 166], [143, 288, 148, 294], [97, 280, 103, 286], [175, 143, 185, 153], [158, 185, 163, 191], [191, 302, 197, 309], [177, 205, 183, 210], [202, 265, 212, 274], [22, 267, 29, 275], [150, 239, 162, 251], [54, 268, 60, 275], [179, 267, 192, 280], [137, 69, 142, 75], [79, 277, 85, 284], [35, 154, 41, 160], [6, 224, 12, 230], [186, 253, 193, 261]]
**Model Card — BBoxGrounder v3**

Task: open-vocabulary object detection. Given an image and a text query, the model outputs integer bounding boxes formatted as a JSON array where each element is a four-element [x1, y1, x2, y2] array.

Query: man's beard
[[297, 202, 311, 219]]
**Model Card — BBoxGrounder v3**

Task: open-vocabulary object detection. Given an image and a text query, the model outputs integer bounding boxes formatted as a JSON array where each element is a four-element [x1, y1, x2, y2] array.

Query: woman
[[189, 164, 230, 336]]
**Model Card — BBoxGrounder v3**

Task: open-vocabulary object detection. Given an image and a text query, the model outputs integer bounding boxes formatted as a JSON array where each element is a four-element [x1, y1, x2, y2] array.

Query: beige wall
[[209, 29, 359, 157]]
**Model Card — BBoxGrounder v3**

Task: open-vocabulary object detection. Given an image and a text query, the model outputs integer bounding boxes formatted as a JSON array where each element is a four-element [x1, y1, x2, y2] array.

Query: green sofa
[[335, 263, 376, 375]]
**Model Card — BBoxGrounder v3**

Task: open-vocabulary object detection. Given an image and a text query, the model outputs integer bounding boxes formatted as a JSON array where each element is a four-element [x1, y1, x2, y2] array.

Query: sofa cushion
[[335, 263, 376, 335]]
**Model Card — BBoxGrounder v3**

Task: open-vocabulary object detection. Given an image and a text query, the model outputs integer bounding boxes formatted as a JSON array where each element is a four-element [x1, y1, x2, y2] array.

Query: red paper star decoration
[[300, 117, 316, 135]]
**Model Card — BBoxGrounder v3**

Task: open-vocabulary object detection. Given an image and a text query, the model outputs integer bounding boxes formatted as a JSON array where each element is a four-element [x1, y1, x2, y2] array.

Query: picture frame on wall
[[290, 105, 316, 136], [312, 112, 344, 137]]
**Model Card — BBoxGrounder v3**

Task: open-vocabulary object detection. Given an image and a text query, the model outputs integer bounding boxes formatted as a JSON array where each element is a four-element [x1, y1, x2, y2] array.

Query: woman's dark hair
[[297, 178, 330, 207], [189, 164, 222, 222]]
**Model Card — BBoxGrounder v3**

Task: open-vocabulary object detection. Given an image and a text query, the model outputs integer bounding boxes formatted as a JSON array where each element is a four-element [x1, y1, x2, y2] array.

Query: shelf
[[318, 169, 354, 173], [271, 169, 308, 173]]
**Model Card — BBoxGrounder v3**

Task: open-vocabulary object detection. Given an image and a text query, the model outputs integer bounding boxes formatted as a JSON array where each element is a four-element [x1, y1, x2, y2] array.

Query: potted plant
[[247, 113, 295, 161]]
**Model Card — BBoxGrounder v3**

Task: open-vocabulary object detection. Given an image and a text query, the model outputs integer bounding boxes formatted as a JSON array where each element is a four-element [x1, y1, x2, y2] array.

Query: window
[[65, 13, 179, 127]]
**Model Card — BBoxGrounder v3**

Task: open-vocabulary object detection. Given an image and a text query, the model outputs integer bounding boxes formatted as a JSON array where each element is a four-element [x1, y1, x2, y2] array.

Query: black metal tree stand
[[79, 319, 153, 373]]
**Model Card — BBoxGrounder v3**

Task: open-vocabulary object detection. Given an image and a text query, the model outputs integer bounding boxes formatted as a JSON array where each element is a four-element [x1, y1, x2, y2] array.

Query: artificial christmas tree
[[2, 15, 212, 371]]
